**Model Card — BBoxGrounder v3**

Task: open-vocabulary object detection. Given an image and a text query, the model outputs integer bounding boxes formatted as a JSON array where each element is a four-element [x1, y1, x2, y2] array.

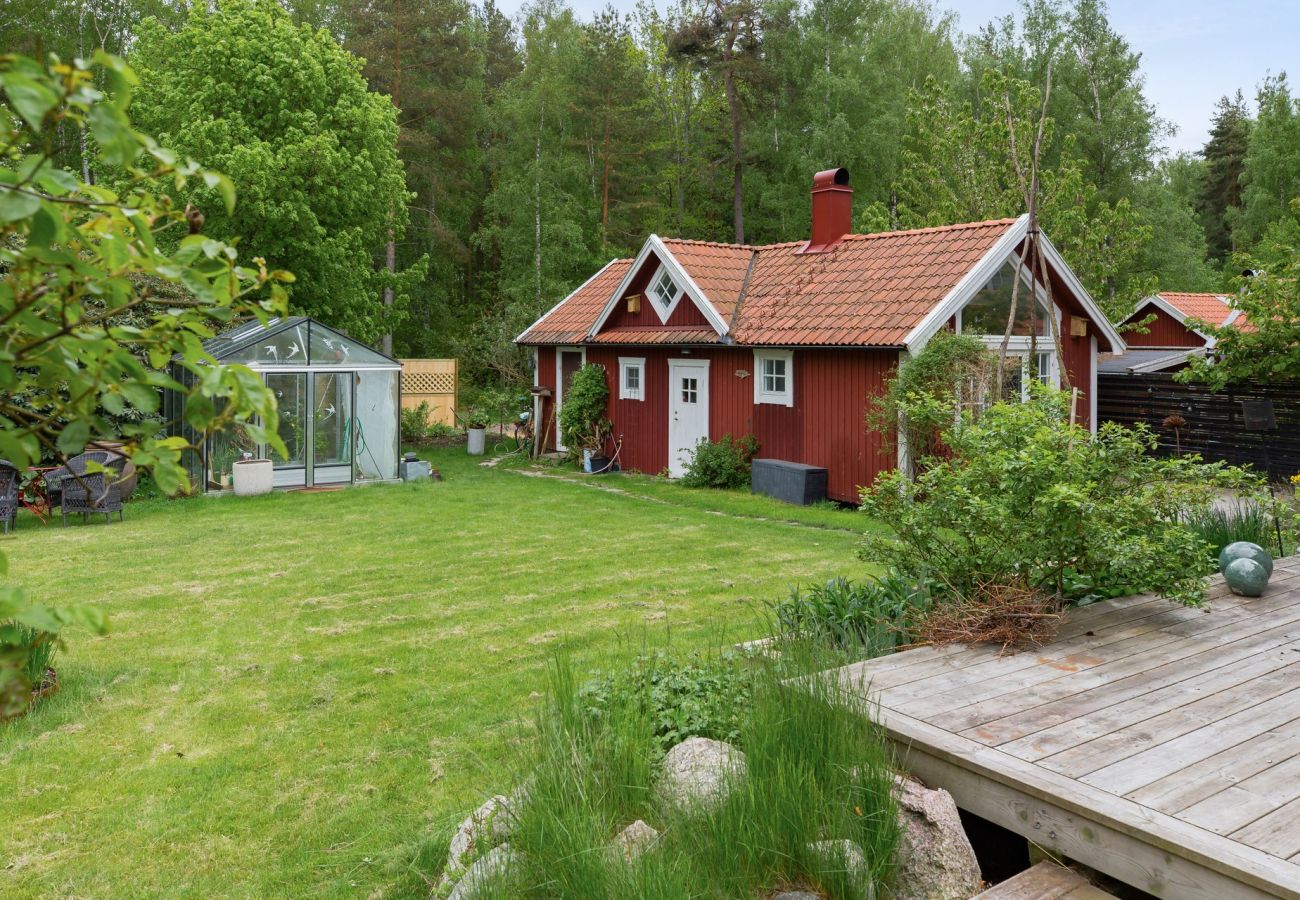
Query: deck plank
[[833, 558, 1300, 899], [1037, 664, 1300, 776]]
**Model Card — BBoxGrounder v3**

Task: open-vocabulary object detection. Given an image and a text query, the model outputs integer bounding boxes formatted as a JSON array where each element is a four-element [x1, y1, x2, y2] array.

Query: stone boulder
[[446, 844, 522, 900], [892, 775, 982, 899], [612, 819, 660, 862], [659, 737, 747, 811], [808, 838, 868, 880], [445, 795, 517, 878]]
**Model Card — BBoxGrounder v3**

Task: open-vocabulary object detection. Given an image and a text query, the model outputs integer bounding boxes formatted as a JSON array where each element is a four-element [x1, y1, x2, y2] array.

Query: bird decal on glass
[[288, 342, 301, 358], [265, 345, 279, 360], [321, 404, 337, 420]]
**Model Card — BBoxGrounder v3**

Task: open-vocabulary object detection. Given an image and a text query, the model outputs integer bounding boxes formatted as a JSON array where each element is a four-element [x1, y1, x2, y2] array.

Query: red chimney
[[801, 167, 852, 254]]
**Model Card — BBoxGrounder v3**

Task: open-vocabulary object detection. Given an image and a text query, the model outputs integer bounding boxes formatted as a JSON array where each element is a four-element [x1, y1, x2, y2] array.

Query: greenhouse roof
[[199, 317, 400, 368]]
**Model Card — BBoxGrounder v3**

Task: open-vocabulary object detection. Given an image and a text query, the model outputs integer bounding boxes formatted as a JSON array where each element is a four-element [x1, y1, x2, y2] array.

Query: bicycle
[[492, 409, 534, 456]]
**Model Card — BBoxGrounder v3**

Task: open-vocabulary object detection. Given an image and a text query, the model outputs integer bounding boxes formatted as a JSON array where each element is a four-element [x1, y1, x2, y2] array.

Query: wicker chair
[[0, 460, 18, 534], [61, 452, 125, 526]]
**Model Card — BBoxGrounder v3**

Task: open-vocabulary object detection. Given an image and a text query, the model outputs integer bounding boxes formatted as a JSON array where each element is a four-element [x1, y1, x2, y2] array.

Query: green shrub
[[577, 651, 753, 751], [557, 364, 611, 456], [860, 389, 1262, 607], [680, 434, 759, 488], [400, 401, 433, 443], [770, 573, 930, 655], [472, 655, 900, 899]]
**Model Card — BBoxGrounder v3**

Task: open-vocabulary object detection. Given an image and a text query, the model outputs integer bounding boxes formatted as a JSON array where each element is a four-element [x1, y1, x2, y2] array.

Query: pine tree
[[1196, 91, 1251, 263]]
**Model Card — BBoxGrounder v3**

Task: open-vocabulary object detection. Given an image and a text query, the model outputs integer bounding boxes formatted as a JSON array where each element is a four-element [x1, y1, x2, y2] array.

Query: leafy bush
[[867, 330, 998, 468], [557, 364, 611, 455], [770, 573, 930, 655], [400, 401, 434, 443], [680, 434, 759, 488], [860, 390, 1261, 607], [577, 651, 753, 751]]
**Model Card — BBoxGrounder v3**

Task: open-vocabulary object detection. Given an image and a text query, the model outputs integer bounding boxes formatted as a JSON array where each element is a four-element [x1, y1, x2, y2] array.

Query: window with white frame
[[618, 357, 645, 401], [649, 267, 681, 318], [753, 349, 794, 406]]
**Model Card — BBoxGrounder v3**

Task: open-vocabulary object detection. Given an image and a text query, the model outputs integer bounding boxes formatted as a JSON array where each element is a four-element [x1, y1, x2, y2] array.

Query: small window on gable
[[650, 267, 681, 318], [753, 349, 793, 407], [618, 357, 645, 401]]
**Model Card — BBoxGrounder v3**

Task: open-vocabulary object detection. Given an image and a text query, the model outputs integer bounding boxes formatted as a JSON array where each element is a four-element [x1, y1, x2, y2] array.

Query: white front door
[[668, 359, 710, 477]]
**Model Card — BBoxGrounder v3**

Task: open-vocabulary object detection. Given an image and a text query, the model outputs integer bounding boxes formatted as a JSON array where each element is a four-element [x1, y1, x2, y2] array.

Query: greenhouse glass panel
[[355, 370, 399, 481], [308, 324, 396, 367], [219, 321, 310, 365]]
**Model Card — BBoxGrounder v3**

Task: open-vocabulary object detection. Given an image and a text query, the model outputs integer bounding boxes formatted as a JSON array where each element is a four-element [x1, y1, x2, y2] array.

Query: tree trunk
[[382, 228, 395, 356], [720, 10, 744, 244]]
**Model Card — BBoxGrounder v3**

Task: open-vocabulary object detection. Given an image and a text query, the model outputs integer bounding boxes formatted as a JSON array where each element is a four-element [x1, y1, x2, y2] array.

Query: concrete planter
[[467, 427, 486, 456], [232, 458, 273, 496]]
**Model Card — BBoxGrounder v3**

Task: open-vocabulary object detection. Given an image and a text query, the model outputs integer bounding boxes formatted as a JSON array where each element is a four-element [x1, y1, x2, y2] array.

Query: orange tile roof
[[516, 259, 633, 345], [591, 327, 719, 345], [1157, 292, 1235, 328], [518, 219, 1019, 347]]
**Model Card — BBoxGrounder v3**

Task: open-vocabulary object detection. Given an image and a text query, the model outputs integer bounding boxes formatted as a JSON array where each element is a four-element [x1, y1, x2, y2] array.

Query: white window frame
[[647, 264, 684, 323], [975, 336, 1060, 401], [618, 356, 645, 401], [753, 349, 794, 407]]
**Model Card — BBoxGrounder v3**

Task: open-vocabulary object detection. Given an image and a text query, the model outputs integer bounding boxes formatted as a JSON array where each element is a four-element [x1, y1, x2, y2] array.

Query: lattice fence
[[400, 358, 457, 427]]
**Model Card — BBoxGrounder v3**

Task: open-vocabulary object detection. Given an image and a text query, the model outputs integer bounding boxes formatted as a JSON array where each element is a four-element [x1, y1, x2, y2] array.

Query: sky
[[497, 0, 1299, 156]]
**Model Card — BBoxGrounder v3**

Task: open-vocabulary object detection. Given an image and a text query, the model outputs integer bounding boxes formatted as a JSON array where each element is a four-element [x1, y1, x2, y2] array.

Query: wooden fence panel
[[399, 359, 457, 427], [1097, 373, 1300, 481]]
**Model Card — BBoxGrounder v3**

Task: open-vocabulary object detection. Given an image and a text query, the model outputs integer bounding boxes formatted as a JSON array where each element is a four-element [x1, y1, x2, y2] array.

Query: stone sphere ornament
[[1223, 557, 1269, 597], [1219, 541, 1273, 578]]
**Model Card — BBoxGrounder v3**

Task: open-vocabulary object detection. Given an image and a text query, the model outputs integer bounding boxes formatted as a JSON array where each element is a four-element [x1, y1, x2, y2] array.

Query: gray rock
[[612, 819, 660, 862], [808, 838, 868, 876], [447, 844, 521, 900], [446, 795, 516, 876], [892, 775, 982, 900], [772, 892, 822, 900], [659, 736, 747, 810]]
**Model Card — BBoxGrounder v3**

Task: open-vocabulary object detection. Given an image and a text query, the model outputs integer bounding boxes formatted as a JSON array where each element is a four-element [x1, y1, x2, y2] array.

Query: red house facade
[[517, 169, 1125, 503], [1099, 292, 1245, 375]]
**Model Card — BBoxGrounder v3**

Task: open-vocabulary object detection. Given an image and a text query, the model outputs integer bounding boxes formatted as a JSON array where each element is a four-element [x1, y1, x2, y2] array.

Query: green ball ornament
[[1223, 558, 1269, 597], [1219, 541, 1272, 578]]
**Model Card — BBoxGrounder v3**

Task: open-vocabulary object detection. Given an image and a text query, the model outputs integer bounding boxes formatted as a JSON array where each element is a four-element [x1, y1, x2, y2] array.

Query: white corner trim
[[514, 258, 622, 344], [586, 235, 730, 340], [1089, 335, 1098, 434], [618, 356, 645, 401], [904, 215, 1029, 352], [752, 348, 794, 407]]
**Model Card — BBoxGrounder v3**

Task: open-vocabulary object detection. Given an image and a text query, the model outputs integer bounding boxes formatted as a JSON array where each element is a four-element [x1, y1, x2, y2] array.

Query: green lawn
[[0, 447, 873, 898]]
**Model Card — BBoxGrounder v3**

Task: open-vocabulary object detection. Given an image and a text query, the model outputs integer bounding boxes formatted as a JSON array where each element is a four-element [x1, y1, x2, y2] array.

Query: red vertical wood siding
[[1059, 309, 1093, 429], [578, 345, 898, 503], [1122, 307, 1204, 348], [535, 346, 558, 450], [602, 292, 712, 330]]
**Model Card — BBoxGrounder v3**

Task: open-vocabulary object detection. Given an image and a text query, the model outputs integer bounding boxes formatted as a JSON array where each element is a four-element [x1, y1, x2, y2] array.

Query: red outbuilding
[[516, 168, 1126, 503], [1098, 292, 1249, 375]]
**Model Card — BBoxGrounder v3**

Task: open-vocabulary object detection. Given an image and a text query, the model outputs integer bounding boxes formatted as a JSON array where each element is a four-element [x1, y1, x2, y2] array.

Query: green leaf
[[202, 171, 236, 215], [0, 188, 40, 223], [3, 74, 60, 129], [56, 421, 90, 455], [88, 103, 140, 167], [36, 167, 79, 197], [27, 206, 59, 246]]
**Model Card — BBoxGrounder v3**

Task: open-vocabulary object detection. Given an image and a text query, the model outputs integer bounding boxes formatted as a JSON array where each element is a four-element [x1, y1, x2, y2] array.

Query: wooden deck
[[836, 556, 1300, 900]]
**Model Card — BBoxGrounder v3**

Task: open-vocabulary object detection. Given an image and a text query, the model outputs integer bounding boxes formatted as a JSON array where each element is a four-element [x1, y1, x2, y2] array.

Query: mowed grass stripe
[[0, 448, 869, 898]]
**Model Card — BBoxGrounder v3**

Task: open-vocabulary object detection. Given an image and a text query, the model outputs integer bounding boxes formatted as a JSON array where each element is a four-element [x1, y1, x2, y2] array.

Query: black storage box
[[750, 458, 828, 506]]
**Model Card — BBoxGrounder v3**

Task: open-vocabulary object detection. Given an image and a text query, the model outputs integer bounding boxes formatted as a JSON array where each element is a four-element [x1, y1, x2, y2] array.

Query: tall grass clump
[[767, 574, 930, 661], [473, 653, 899, 899], [1183, 502, 1281, 562]]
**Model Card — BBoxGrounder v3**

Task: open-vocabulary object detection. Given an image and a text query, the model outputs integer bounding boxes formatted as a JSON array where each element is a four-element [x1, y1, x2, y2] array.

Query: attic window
[[650, 267, 680, 317]]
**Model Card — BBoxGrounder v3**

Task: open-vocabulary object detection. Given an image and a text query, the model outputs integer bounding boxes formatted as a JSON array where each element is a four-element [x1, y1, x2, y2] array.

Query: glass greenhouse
[[166, 317, 401, 491]]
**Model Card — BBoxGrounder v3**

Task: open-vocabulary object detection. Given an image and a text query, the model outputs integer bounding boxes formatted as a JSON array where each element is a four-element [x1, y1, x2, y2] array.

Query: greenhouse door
[[312, 371, 354, 485], [265, 372, 308, 488]]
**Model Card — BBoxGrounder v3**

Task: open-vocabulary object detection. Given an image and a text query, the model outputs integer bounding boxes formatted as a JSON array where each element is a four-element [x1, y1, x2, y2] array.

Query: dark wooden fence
[[1097, 373, 1300, 482]]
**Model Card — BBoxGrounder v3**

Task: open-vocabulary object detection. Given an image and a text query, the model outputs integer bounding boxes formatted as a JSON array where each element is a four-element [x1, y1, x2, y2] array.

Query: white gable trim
[[1126, 347, 1206, 374], [903, 215, 1127, 355], [904, 216, 1029, 352], [1129, 295, 1217, 347], [586, 234, 730, 340], [514, 258, 622, 344]]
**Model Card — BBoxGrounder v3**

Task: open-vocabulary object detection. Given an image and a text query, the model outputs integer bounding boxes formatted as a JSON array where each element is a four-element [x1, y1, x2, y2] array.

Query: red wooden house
[[517, 169, 1126, 503], [1099, 292, 1246, 375]]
